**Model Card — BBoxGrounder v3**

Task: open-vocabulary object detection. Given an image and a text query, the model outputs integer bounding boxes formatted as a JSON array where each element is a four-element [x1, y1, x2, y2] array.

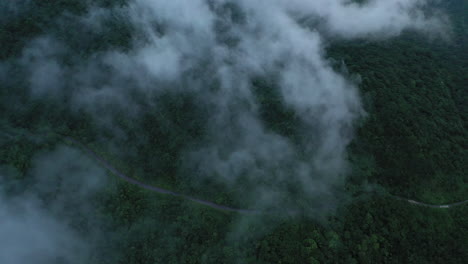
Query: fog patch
[[1, 0, 449, 214], [0, 146, 108, 264]]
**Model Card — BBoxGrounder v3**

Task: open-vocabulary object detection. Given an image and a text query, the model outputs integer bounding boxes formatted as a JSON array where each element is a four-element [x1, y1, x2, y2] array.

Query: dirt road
[[66, 137, 468, 213]]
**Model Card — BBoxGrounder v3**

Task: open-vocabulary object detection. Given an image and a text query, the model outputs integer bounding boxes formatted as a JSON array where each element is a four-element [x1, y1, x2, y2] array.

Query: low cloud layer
[[0, 146, 107, 264], [2, 0, 447, 212]]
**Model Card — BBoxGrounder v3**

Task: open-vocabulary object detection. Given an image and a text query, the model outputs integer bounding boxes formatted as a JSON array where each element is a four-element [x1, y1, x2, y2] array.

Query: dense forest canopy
[[0, 0, 466, 263]]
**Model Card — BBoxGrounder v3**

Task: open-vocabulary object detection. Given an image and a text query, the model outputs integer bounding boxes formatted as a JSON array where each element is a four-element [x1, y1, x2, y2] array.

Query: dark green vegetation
[[330, 33, 468, 204], [1, 1, 467, 263]]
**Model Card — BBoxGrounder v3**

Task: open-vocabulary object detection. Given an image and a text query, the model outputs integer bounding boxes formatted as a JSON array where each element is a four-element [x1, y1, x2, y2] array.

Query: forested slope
[[0, 0, 466, 263], [329, 35, 467, 203]]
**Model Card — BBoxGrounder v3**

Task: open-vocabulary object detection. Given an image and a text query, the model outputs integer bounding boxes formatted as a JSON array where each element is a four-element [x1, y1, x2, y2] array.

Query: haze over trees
[[0, 0, 466, 263]]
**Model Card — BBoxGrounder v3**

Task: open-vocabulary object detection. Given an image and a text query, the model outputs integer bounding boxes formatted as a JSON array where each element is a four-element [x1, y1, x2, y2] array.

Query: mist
[[1, 0, 447, 213], [0, 0, 453, 262], [0, 146, 108, 264]]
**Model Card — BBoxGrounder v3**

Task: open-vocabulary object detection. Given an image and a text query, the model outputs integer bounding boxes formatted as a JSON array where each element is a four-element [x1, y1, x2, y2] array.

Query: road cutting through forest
[[66, 136, 468, 214]]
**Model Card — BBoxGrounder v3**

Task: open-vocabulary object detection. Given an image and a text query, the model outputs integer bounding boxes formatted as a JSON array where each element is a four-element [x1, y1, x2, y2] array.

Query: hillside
[[0, 1, 466, 263]]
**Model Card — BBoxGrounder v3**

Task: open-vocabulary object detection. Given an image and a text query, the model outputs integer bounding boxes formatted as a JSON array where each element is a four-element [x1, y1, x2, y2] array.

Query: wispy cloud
[[1, 0, 447, 213]]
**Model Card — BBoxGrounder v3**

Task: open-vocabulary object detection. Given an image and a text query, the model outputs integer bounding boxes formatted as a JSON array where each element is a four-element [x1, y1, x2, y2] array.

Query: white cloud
[[4, 0, 447, 212]]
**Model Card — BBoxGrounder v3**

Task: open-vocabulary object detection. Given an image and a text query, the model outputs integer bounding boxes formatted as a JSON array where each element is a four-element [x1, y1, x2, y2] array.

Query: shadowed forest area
[[0, 1, 466, 263]]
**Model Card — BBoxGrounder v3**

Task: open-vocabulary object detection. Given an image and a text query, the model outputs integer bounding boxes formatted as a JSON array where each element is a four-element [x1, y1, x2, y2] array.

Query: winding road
[[66, 136, 467, 214], [65, 137, 264, 214], [389, 195, 468, 209], [4, 127, 465, 213]]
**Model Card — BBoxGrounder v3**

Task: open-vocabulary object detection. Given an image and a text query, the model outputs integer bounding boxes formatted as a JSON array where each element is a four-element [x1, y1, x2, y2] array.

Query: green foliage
[[329, 28, 467, 203], [0, 1, 466, 264]]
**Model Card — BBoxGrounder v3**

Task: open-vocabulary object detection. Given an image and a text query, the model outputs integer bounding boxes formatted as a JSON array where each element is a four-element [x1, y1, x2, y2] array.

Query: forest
[[0, 1, 466, 263]]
